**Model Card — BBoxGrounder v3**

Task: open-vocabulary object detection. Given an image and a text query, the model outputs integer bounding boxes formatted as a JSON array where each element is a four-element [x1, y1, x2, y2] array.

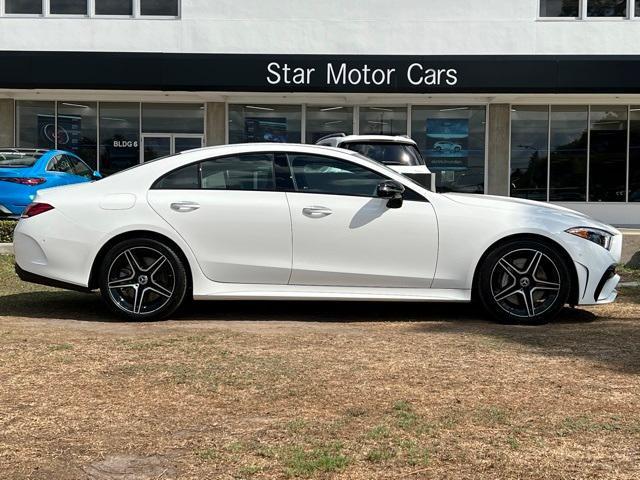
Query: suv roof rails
[[315, 132, 347, 144]]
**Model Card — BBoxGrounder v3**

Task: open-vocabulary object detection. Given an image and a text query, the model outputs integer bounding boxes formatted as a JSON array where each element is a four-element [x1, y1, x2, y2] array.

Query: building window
[[50, 0, 87, 15], [99, 103, 140, 176], [540, 0, 580, 17], [549, 106, 588, 201], [142, 103, 204, 134], [629, 107, 640, 201], [16, 101, 55, 148], [5, 0, 43, 14], [228, 104, 302, 144], [587, 0, 627, 16], [305, 106, 354, 143], [510, 106, 549, 201], [140, 0, 178, 16], [589, 106, 627, 202], [95, 0, 132, 15], [411, 106, 486, 194], [359, 106, 407, 136], [57, 101, 98, 170]]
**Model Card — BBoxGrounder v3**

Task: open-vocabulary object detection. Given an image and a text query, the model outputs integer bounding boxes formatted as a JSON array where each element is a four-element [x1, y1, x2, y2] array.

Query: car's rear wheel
[[476, 239, 571, 325], [99, 238, 188, 321]]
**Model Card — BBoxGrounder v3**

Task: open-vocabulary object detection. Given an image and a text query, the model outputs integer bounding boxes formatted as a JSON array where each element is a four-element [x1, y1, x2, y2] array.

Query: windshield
[[0, 152, 42, 168], [343, 142, 424, 166]]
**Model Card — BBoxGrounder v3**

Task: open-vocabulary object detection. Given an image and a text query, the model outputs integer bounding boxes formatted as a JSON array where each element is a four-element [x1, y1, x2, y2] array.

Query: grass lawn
[[1, 254, 639, 479]]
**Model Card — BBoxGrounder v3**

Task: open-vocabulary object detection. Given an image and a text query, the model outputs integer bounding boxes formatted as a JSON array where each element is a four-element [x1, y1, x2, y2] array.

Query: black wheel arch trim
[[472, 233, 580, 307]]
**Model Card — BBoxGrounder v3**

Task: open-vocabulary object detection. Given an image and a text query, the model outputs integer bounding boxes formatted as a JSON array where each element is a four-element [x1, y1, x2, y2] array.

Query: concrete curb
[[0, 243, 13, 255]]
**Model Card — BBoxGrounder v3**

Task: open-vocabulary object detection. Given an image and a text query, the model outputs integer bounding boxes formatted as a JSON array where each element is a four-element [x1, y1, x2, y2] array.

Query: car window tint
[[201, 154, 275, 191], [344, 143, 423, 166], [153, 163, 200, 189], [68, 156, 93, 179], [288, 154, 385, 197], [48, 154, 75, 174]]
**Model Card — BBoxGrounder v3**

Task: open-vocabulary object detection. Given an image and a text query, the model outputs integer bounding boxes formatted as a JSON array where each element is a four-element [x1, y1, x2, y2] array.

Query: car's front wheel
[[476, 239, 572, 325], [99, 238, 188, 321]]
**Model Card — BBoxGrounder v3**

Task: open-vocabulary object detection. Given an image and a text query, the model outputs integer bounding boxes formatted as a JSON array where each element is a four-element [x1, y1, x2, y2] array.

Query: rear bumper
[[15, 263, 92, 293]]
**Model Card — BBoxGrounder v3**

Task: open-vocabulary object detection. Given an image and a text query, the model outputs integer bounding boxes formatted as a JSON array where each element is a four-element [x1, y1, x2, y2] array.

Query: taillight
[[0, 177, 46, 186], [21, 203, 54, 218]]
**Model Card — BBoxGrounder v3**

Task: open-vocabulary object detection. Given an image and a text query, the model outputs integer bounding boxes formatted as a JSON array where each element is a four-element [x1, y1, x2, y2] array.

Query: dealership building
[[1, 0, 640, 224]]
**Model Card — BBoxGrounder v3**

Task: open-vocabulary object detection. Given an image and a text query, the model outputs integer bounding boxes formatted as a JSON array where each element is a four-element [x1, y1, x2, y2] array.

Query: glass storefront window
[[411, 106, 486, 194], [305, 106, 354, 143], [589, 106, 627, 202], [540, 0, 580, 17], [587, 0, 627, 16], [140, 0, 178, 16], [99, 103, 140, 176], [57, 101, 98, 170], [228, 104, 302, 144], [510, 106, 549, 201], [95, 0, 132, 15], [359, 106, 407, 136], [16, 101, 55, 149], [5, 0, 42, 14], [549, 106, 588, 201], [629, 107, 640, 201], [142, 103, 204, 134], [50, 0, 87, 15]]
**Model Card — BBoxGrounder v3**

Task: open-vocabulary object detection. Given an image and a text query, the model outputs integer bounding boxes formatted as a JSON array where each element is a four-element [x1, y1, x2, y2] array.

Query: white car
[[13, 144, 621, 325], [433, 141, 463, 152], [315, 134, 433, 189]]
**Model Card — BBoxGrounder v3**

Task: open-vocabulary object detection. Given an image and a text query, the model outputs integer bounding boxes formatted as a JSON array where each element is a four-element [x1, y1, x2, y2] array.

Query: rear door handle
[[170, 201, 201, 212], [302, 206, 333, 217]]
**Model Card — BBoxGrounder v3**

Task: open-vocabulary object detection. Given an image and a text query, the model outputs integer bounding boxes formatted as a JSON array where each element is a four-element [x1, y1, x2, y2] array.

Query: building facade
[[0, 0, 639, 224]]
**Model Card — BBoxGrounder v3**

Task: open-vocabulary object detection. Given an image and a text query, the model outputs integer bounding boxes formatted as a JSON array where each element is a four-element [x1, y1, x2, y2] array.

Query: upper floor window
[[3, 0, 179, 16], [540, 0, 636, 17]]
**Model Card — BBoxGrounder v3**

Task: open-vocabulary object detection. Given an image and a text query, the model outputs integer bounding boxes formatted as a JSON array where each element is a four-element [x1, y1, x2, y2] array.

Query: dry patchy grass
[[1, 254, 639, 479]]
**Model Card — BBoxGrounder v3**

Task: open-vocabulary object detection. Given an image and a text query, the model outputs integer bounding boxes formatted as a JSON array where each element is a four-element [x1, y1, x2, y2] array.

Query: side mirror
[[92, 171, 102, 181], [377, 180, 405, 209]]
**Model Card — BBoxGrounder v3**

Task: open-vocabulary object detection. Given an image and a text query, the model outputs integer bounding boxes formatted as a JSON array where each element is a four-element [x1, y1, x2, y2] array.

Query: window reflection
[[16, 101, 55, 149], [228, 105, 302, 144], [359, 106, 407, 136], [5, 0, 42, 14], [95, 0, 132, 15], [305, 106, 353, 143], [540, 0, 580, 17], [589, 106, 627, 202], [140, 0, 178, 16], [99, 103, 140, 176], [549, 106, 588, 201], [629, 107, 640, 201], [57, 101, 98, 170], [50, 0, 87, 15], [510, 106, 549, 201], [587, 0, 627, 16]]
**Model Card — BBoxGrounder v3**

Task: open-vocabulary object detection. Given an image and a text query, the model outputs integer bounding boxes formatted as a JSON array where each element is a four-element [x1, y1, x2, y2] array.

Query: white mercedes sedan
[[13, 144, 622, 325]]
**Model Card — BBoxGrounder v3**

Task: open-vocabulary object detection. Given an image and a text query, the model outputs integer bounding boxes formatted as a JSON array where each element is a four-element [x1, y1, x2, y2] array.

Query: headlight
[[566, 227, 614, 250]]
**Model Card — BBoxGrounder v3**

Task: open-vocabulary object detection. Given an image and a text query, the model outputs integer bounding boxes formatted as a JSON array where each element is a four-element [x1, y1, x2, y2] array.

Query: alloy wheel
[[107, 246, 176, 315], [489, 248, 561, 319]]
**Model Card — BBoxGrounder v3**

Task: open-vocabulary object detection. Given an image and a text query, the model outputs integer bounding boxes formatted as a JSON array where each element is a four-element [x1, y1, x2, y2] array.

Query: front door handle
[[170, 201, 201, 212], [302, 206, 333, 217]]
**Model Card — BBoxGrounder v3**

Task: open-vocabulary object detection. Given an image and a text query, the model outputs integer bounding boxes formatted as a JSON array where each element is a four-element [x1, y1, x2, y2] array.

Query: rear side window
[[152, 153, 276, 191]]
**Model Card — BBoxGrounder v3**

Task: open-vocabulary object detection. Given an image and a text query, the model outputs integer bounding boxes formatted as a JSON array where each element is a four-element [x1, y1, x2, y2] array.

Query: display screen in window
[[539, 0, 580, 17], [50, 0, 87, 14], [141, 0, 178, 16], [95, 0, 132, 15], [5, 0, 43, 14]]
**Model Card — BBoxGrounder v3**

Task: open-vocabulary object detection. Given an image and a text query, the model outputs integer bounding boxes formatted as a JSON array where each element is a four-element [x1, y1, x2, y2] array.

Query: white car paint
[[13, 143, 622, 316]]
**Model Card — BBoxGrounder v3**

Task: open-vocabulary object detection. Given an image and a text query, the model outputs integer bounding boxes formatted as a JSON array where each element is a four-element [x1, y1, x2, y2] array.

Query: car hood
[[442, 193, 620, 234]]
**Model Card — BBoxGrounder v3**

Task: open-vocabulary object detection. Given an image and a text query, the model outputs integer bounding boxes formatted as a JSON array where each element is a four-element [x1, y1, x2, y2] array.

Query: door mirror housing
[[377, 180, 405, 209], [92, 171, 102, 181]]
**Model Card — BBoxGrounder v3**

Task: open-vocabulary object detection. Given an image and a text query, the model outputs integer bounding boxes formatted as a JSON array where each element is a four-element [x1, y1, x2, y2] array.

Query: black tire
[[476, 239, 572, 325], [99, 238, 188, 321]]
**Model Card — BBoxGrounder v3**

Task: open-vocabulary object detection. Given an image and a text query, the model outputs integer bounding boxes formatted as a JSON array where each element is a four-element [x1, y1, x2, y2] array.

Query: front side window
[[68, 156, 93, 178], [95, 0, 132, 15], [140, 0, 178, 16], [48, 154, 75, 174], [587, 0, 627, 16], [5, 0, 42, 14], [50, 0, 87, 15], [343, 142, 423, 167], [540, 0, 580, 16], [201, 154, 275, 191], [288, 154, 385, 197]]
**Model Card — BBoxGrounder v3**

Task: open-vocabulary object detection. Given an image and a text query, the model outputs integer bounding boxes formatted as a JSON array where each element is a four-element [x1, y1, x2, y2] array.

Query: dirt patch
[[84, 455, 175, 480]]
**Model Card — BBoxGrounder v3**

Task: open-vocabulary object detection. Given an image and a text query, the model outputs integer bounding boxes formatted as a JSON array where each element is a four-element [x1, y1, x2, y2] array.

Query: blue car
[[0, 148, 99, 218]]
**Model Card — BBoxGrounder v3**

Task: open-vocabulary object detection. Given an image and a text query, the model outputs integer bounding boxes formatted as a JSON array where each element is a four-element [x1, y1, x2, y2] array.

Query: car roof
[[317, 135, 418, 147]]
